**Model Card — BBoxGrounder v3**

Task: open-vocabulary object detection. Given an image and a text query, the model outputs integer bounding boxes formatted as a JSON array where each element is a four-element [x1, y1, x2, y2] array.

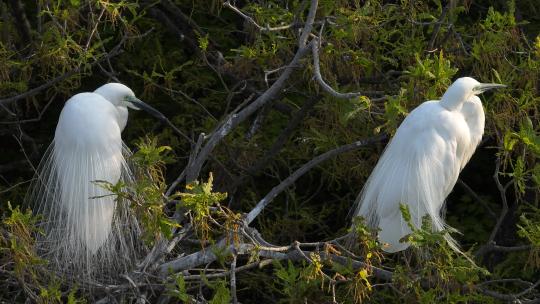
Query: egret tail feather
[[26, 141, 142, 283]]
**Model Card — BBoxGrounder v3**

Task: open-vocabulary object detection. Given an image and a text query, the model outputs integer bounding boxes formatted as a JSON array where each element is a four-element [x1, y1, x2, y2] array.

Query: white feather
[[27, 84, 142, 283], [353, 77, 495, 253]]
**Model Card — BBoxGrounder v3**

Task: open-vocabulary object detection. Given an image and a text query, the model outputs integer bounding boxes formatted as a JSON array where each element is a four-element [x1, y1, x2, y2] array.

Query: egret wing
[[355, 101, 469, 252]]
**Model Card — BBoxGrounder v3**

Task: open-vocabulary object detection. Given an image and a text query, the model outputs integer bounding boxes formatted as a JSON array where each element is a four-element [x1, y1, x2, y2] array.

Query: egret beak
[[126, 96, 167, 121], [128, 96, 187, 140], [473, 83, 506, 94]]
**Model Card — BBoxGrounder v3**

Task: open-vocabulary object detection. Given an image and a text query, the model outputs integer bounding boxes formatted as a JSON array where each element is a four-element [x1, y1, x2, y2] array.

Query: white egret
[[353, 77, 505, 253], [26, 83, 164, 282]]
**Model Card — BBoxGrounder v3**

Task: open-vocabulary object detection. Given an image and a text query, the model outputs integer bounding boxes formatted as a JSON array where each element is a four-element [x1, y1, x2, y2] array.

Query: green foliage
[[208, 279, 231, 304], [405, 51, 458, 100], [0, 204, 86, 304], [129, 137, 179, 243], [392, 204, 490, 302], [1, 0, 539, 302], [502, 117, 540, 195], [179, 173, 228, 242], [350, 217, 383, 266], [518, 211, 540, 247], [166, 274, 191, 303], [38, 280, 63, 304], [1, 203, 45, 279], [273, 260, 321, 303], [352, 268, 372, 302], [380, 89, 408, 133], [340, 96, 371, 125], [132, 137, 174, 166], [512, 118, 540, 156], [66, 288, 86, 304], [517, 205, 540, 269], [198, 33, 210, 52]]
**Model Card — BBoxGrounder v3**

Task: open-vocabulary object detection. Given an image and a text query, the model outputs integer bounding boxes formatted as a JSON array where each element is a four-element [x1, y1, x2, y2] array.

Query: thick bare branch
[[475, 241, 531, 257], [187, 42, 313, 182], [298, 0, 318, 47], [184, 0, 321, 183], [158, 240, 393, 282]]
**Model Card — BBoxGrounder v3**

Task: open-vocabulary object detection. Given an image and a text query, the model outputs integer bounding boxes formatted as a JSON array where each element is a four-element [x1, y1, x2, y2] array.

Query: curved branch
[[244, 134, 386, 224], [311, 40, 385, 101]]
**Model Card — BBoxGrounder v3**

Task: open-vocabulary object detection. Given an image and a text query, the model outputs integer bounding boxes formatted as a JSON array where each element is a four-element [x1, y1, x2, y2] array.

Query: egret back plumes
[[26, 83, 154, 283], [353, 77, 504, 253]]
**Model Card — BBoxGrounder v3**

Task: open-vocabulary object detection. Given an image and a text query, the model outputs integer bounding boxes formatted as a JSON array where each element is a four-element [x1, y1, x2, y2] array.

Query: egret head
[[94, 83, 136, 108], [440, 77, 506, 110], [94, 83, 166, 121]]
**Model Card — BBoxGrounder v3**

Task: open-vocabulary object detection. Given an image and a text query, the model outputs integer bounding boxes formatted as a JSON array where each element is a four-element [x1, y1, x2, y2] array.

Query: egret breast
[[53, 93, 124, 252]]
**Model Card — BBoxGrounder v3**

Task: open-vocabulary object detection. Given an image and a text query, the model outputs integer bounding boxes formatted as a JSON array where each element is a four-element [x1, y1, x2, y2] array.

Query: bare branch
[[245, 102, 271, 141], [298, 0, 318, 47], [230, 252, 238, 304], [159, 240, 392, 282], [188, 52, 313, 180], [84, 6, 106, 52], [235, 94, 320, 186], [427, 4, 450, 51], [185, 133, 206, 184], [223, 1, 295, 32], [154, 83, 217, 121], [0, 92, 57, 124], [0, 66, 84, 108], [311, 39, 385, 101], [182, 259, 274, 281], [488, 156, 509, 243], [477, 279, 540, 302], [186, 42, 313, 182], [475, 153, 517, 258], [475, 241, 531, 257], [244, 134, 386, 224]]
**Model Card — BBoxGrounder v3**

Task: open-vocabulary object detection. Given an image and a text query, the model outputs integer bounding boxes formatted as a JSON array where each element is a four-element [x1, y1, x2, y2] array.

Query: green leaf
[[209, 280, 231, 304], [166, 275, 190, 302]]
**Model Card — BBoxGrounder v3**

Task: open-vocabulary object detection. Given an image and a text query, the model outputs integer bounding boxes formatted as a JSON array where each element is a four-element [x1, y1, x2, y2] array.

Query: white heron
[[26, 83, 164, 282], [353, 77, 505, 253]]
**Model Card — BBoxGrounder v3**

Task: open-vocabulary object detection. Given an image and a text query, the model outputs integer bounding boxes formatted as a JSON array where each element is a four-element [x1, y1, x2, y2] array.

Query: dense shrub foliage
[[0, 0, 539, 302]]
